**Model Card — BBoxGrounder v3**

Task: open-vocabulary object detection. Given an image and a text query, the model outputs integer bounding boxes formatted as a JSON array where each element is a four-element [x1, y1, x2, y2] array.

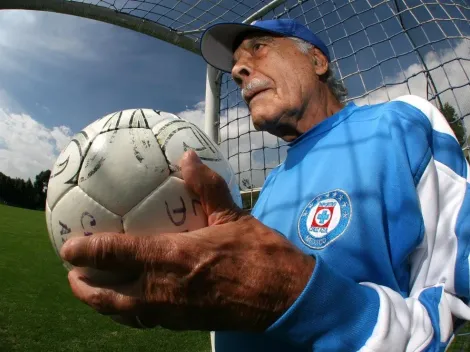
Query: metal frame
[[0, 0, 200, 54]]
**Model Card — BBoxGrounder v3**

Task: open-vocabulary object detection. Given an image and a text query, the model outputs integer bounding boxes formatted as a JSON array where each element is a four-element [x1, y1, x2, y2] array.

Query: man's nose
[[231, 56, 253, 87]]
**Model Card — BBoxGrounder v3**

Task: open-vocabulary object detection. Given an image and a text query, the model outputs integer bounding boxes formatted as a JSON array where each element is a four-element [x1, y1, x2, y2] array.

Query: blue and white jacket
[[212, 95, 470, 351]]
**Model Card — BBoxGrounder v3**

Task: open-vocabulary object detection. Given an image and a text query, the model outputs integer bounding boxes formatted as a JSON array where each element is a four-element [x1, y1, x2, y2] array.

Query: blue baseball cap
[[200, 19, 331, 73]]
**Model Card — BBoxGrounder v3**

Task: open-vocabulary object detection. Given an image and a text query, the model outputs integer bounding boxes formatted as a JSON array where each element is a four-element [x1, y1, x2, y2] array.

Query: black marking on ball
[[51, 131, 90, 185], [129, 128, 144, 163], [81, 212, 96, 236], [51, 130, 93, 185], [140, 109, 150, 129], [153, 121, 175, 173], [59, 221, 71, 236], [165, 197, 187, 226], [102, 111, 120, 132], [80, 156, 106, 182], [129, 109, 149, 129], [142, 139, 151, 149], [114, 111, 123, 130], [72, 131, 89, 159], [64, 135, 91, 184], [129, 110, 138, 127], [153, 120, 181, 143], [84, 146, 99, 168], [109, 128, 119, 144], [155, 121, 222, 162], [51, 156, 70, 179]]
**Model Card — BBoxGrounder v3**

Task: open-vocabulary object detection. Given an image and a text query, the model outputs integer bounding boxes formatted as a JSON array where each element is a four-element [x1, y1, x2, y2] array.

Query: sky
[[0, 3, 469, 188], [0, 9, 210, 181]]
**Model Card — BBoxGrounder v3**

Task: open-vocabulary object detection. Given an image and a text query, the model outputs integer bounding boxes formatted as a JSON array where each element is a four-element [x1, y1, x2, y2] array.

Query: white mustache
[[241, 79, 271, 102]]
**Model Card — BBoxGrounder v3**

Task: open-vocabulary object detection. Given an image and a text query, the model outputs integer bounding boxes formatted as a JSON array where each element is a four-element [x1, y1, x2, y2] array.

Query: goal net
[[217, 0, 470, 209]]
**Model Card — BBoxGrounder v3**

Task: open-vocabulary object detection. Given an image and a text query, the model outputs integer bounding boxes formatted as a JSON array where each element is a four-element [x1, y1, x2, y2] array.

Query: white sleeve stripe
[[467, 163, 470, 183], [392, 95, 458, 140], [359, 283, 469, 351], [409, 159, 439, 295], [358, 283, 433, 352], [444, 292, 470, 321], [429, 161, 467, 293], [437, 289, 454, 343], [392, 95, 468, 182], [411, 158, 466, 296]]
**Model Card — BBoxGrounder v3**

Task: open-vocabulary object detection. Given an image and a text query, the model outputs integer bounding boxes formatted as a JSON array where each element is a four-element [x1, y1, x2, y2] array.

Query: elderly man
[[61, 19, 470, 351]]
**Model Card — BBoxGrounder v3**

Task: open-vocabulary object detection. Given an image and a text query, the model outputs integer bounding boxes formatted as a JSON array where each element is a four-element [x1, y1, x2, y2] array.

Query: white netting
[[1, 0, 283, 52], [82, 0, 270, 37], [218, 0, 470, 203]]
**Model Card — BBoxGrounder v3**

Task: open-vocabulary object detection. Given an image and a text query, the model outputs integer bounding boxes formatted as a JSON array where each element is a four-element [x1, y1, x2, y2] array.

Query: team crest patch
[[298, 190, 352, 249]]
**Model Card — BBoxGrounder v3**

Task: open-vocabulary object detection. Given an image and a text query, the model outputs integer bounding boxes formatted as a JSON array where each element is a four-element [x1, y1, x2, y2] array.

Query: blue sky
[[0, 10, 208, 133], [0, 3, 469, 187]]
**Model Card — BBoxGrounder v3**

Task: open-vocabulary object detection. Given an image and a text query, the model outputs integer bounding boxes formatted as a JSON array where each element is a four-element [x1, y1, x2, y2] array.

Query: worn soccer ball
[[45, 109, 241, 281]]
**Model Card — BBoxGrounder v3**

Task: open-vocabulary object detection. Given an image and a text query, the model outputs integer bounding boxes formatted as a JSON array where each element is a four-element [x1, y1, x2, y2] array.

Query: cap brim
[[200, 22, 275, 73]]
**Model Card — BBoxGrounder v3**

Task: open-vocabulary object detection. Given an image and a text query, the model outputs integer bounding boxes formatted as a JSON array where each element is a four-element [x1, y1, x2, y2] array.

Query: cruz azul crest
[[298, 190, 352, 249]]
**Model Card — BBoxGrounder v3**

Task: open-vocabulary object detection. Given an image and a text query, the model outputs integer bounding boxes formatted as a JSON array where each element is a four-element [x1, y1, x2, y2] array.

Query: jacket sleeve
[[265, 95, 470, 351]]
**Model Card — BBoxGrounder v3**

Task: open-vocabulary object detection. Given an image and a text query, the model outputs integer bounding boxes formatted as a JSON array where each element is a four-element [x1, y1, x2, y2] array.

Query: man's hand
[[60, 150, 315, 332]]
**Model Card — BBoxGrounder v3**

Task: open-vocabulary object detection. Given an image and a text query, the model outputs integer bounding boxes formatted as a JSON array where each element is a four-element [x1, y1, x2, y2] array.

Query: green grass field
[[0, 204, 211, 352], [1, 203, 469, 352]]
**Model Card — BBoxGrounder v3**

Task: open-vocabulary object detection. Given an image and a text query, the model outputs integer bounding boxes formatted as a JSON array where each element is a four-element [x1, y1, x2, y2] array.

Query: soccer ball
[[45, 109, 241, 281]]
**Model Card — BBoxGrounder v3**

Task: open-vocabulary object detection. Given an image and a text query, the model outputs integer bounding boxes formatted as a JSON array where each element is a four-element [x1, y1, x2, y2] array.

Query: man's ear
[[312, 48, 329, 76]]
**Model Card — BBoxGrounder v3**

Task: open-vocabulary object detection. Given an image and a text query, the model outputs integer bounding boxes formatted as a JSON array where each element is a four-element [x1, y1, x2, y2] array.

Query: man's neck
[[283, 89, 344, 142]]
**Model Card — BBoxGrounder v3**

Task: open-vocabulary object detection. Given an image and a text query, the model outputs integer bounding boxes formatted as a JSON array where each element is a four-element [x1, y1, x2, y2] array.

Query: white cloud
[[0, 10, 100, 59], [355, 40, 470, 131], [0, 109, 73, 180], [0, 9, 37, 26], [50, 126, 73, 152], [177, 101, 206, 129], [0, 88, 24, 113]]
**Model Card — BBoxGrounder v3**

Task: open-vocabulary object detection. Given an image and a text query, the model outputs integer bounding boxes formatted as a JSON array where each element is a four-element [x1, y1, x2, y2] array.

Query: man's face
[[231, 33, 319, 140]]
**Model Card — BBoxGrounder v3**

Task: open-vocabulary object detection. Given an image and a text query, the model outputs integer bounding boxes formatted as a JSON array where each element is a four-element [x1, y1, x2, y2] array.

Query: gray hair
[[289, 37, 348, 102]]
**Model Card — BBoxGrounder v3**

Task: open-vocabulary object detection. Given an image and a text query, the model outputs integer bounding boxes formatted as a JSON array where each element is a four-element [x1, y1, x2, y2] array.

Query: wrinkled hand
[[60, 150, 315, 332]]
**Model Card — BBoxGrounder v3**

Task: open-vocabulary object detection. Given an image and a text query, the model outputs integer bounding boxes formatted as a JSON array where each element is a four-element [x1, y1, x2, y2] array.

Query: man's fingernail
[[187, 150, 202, 164], [60, 237, 79, 259]]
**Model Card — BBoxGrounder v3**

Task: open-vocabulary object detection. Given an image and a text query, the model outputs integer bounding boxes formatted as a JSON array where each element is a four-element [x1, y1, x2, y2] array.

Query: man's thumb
[[180, 150, 240, 222]]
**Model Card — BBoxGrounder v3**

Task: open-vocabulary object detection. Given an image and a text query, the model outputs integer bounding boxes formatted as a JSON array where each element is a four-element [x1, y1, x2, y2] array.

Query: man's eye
[[253, 43, 263, 52]]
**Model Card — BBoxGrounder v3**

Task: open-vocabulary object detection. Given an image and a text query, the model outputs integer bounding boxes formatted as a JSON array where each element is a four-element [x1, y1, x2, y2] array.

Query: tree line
[[440, 102, 466, 146], [0, 170, 51, 211]]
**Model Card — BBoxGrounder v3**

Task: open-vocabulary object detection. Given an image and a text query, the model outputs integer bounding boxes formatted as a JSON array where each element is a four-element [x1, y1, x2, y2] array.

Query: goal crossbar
[[0, 0, 201, 54]]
